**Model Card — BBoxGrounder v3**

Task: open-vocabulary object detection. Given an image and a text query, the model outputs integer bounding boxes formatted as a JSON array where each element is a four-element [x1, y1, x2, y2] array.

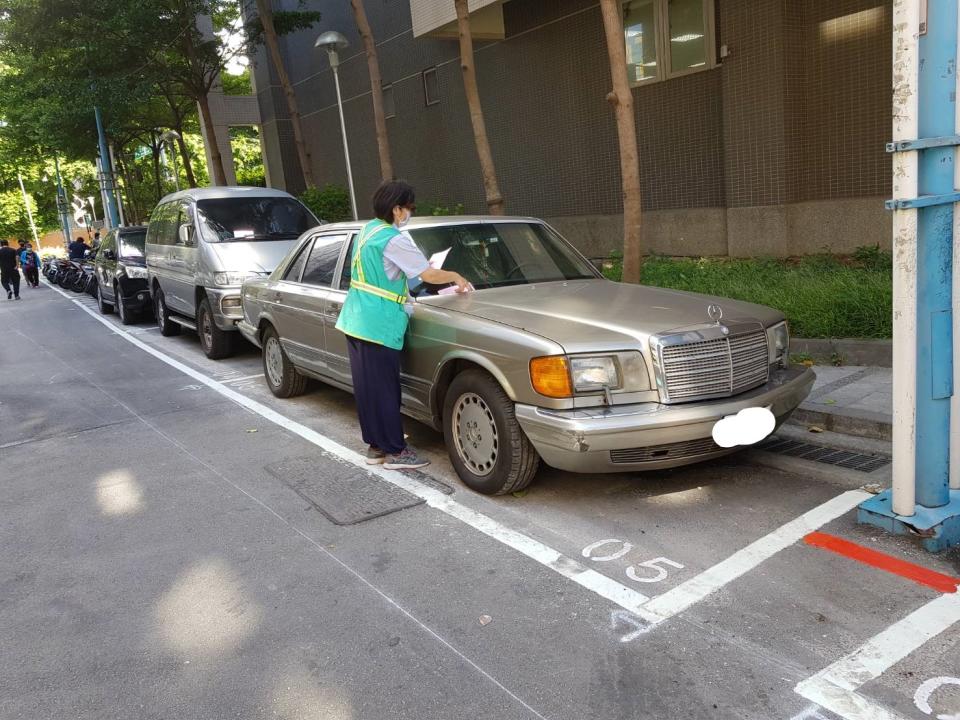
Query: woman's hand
[[420, 268, 471, 292]]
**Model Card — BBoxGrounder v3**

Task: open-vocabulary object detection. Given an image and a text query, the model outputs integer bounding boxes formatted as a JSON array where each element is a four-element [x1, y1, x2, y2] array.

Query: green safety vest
[[335, 219, 410, 350]]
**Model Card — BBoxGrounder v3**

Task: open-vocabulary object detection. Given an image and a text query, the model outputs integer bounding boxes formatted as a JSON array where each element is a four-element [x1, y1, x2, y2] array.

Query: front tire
[[116, 285, 135, 325], [443, 369, 540, 495], [261, 326, 308, 398], [197, 296, 236, 360], [154, 288, 181, 337], [97, 284, 113, 314]]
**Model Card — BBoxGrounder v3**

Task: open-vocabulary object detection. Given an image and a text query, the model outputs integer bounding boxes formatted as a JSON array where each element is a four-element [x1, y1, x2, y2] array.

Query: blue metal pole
[[94, 106, 121, 228], [915, 0, 956, 508]]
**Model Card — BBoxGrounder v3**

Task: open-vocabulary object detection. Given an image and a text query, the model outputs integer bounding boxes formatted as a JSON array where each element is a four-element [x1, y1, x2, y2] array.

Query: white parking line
[[221, 373, 263, 383], [47, 282, 866, 630], [641, 490, 870, 625], [795, 592, 960, 720]]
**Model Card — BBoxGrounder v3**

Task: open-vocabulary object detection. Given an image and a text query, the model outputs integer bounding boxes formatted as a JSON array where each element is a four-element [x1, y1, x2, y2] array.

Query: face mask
[[396, 209, 411, 228]]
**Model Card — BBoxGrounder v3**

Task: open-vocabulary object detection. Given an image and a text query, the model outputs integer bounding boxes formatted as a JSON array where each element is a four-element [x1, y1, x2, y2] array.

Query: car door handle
[[272, 292, 283, 302]]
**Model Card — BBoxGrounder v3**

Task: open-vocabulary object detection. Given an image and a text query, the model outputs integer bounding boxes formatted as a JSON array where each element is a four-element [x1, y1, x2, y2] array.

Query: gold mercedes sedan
[[238, 217, 813, 495]]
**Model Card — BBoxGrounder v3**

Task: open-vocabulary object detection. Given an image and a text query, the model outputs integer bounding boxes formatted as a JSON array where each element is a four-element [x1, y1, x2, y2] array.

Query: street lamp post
[[315, 31, 358, 221], [162, 130, 182, 192]]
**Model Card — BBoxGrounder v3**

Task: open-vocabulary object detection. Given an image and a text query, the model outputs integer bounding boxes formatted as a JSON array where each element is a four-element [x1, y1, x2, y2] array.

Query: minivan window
[[149, 203, 176, 245], [196, 197, 317, 243], [301, 235, 346, 287], [119, 230, 147, 259]]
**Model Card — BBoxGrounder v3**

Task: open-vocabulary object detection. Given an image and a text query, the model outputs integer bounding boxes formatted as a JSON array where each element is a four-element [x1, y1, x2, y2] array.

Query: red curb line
[[803, 531, 960, 594]]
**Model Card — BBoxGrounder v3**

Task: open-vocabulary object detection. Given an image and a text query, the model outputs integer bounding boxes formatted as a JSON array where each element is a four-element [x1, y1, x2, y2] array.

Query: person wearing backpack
[[19, 242, 39, 288]]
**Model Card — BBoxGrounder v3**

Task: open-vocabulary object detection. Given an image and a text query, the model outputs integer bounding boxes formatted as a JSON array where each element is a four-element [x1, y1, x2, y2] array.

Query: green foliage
[[300, 184, 352, 223], [601, 254, 893, 339], [852, 244, 892, 270], [221, 69, 253, 96], [230, 127, 265, 187], [0, 188, 36, 241], [417, 200, 466, 216]]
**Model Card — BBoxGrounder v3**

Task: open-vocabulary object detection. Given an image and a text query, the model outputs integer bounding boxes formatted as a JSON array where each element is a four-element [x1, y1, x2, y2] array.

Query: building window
[[382, 84, 395, 119], [422, 67, 440, 106], [623, 0, 714, 84]]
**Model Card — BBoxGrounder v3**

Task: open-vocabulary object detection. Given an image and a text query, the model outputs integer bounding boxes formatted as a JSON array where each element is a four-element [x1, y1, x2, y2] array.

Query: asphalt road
[[1, 281, 958, 720]]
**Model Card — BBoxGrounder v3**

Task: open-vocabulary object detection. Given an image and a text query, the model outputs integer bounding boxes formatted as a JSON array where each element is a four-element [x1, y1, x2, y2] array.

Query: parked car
[[94, 225, 151, 324], [238, 217, 814, 495], [145, 187, 318, 359]]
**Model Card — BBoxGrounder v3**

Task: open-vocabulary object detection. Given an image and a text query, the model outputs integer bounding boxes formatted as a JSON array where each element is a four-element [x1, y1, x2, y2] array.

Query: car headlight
[[767, 321, 789, 366], [213, 271, 266, 287], [530, 354, 643, 398], [570, 356, 621, 392], [125, 266, 148, 279]]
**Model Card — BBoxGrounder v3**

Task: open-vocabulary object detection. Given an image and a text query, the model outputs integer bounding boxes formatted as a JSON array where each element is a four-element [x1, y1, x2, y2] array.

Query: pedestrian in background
[[336, 180, 470, 470], [68, 236, 89, 260], [19, 242, 40, 288], [0, 239, 21, 300]]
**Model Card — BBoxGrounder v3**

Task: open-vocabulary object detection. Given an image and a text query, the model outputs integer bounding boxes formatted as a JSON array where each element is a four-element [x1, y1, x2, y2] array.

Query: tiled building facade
[[251, 0, 892, 258]]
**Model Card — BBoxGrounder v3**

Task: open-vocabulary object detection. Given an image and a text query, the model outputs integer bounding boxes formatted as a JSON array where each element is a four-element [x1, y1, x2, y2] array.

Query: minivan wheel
[[261, 326, 308, 398], [443, 369, 540, 495], [197, 296, 236, 360], [96, 284, 113, 315], [155, 288, 181, 337]]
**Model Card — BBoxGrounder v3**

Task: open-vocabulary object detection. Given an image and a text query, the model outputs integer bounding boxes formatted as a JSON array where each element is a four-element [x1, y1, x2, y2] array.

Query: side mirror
[[178, 224, 194, 246]]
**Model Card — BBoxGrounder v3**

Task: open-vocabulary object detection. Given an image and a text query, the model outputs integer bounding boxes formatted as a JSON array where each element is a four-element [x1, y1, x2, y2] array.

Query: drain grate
[[756, 436, 890, 473], [266, 455, 424, 525]]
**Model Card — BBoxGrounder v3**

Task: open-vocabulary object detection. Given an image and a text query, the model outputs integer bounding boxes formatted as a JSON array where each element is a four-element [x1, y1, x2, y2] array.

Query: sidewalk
[[789, 365, 892, 440]]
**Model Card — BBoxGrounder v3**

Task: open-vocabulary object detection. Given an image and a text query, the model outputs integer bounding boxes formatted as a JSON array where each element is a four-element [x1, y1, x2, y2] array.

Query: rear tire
[[443, 369, 540, 495], [96, 284, 113, 314], [262, 326, 308, 398], [154, 288, 180, 337], [197, 296, 236, 360]]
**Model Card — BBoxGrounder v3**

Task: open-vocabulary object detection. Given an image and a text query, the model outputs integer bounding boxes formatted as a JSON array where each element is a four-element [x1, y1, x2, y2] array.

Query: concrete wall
[[253, 0, 894, 258]]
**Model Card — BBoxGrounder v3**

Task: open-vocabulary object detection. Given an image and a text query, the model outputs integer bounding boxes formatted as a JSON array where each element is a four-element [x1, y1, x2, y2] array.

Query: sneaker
[[6, 291, 10, 299], [365, 445, 386, 465], [14, 295, 20, 300], [383, 447, 430, 471]]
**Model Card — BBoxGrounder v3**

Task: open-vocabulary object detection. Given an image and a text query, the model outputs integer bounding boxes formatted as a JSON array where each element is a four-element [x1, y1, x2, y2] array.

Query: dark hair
[[0, 240, 7, 246], [371, 180, 415, 224]]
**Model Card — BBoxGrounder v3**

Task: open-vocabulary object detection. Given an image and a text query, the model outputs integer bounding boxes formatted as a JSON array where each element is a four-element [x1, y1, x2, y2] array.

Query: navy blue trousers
[[347, 336, 406, 455]]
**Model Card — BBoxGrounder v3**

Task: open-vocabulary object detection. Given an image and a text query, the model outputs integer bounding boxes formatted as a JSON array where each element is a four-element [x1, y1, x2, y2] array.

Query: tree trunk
[[197, 91, 228, 186], [174, 129, 198, 188], [454, 0, 504, 215], [116, 153, 142, 224], [256, 0, 315, 188], [150, 137, 163, 201], [599, 0, 642, 283], [351, 0, 393, 180]]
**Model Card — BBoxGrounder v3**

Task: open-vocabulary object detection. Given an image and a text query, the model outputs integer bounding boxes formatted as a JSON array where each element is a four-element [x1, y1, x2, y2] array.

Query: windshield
[[196, 197, 317, 243], [119, 230, 146, 259], [408, 222, 597, 290]]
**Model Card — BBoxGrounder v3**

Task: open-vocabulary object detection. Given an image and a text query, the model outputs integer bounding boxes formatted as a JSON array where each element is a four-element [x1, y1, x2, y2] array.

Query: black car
[[94, 225, 151, 324]]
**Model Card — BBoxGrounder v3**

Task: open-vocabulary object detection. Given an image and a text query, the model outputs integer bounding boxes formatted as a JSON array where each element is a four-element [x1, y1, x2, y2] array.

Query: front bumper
[[204, 287, 243, 331], [118, 278, 151, 312], [514, 367, 815, 473]]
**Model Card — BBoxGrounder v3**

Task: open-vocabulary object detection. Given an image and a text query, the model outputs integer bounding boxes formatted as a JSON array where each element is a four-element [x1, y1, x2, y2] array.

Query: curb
[[788, 406, 892, 442], [791, 338, 891, 367]]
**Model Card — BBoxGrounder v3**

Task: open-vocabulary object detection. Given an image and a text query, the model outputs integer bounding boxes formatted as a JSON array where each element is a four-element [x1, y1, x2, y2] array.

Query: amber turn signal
[[530, 356, 573, 398]]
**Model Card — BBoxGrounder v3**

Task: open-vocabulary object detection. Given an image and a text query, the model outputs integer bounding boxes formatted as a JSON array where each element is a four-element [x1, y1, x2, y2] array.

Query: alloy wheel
[[452, 392, 499, 477]]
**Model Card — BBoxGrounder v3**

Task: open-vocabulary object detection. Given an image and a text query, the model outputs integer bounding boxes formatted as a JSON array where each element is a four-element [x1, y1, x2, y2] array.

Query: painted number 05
[[581, 539, 684, 584]]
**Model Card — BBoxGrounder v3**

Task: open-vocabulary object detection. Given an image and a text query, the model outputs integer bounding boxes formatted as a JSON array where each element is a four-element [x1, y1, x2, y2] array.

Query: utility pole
[[53, 154, 72, 248], [859, 0, 960, 551], [94, 106, 120, 228]]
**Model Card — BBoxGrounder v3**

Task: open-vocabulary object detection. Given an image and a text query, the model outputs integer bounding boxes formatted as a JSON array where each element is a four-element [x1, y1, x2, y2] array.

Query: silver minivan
[[145, 187, 318, 358]]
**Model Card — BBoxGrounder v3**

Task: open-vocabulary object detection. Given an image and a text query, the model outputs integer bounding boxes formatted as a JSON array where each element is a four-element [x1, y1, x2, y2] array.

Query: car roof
[[156, 186, 297, 204], [315, 216, 545, 232]]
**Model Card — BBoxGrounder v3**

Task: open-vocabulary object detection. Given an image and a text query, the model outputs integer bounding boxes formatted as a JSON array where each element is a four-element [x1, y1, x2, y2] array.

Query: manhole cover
[[756, 436, 891, 473], [266, 455, 424, 525]]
